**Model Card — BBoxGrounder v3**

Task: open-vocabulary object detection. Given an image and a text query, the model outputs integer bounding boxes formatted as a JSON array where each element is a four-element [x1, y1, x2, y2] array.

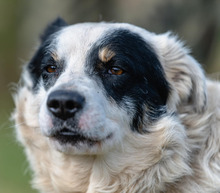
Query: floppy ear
[[26, 18, 67, 89], [157, 33, 207, 113], [40, 17, 67, 42]]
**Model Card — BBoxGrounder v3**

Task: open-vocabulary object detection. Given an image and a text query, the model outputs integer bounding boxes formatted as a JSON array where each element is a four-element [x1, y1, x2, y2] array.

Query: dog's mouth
[[51, 128, 108, 146]]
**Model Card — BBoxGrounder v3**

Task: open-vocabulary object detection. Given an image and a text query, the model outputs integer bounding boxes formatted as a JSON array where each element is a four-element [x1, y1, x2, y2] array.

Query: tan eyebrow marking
[[99, 47, 116, 63], [51, 52, 59, 61]]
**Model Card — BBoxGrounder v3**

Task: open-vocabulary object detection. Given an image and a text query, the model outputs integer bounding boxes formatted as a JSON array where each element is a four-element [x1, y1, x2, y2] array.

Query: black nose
[[47, 90, 85, 120]]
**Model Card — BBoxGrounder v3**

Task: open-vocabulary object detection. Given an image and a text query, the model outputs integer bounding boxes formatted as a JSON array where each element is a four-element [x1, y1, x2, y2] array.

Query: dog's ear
[[26, 18, 67, 89], [40, 17, 67, 43], [157, 33, 207, 113]]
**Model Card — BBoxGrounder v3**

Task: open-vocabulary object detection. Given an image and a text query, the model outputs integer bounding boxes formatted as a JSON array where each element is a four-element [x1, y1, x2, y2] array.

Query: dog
[[13, 18, 220, 193]]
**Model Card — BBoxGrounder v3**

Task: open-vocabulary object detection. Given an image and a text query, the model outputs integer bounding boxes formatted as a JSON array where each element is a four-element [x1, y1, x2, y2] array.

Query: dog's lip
[[51, 128, 111, 145], [58, 128, 79, 136]]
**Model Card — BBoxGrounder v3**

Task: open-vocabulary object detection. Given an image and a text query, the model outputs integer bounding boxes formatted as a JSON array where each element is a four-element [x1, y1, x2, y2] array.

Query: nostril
[[48, 99, 60, 109], [65, 100, 78, 115], [47, 99, 61, 115], [65, 100, 76, 110]]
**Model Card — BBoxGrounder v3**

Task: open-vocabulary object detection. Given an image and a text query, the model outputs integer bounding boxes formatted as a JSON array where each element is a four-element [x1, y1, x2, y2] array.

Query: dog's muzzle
[[43, 89, 113, 148], [46, 90, 90, 144]]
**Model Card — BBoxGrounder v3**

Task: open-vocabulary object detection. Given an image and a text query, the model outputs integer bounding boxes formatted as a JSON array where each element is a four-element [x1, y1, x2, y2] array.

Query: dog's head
[[17, 18, 206, 155]]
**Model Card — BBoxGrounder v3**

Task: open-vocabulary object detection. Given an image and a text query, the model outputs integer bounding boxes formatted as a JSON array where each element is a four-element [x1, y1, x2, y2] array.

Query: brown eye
[[46, 65, 57, 73], [108, 67, 124, 75]]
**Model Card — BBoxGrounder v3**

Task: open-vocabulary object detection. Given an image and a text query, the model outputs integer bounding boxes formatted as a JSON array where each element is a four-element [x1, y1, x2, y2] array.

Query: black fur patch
[[28, 18, 67, 90], [40, 17, 67, 43], [87, 29, 170, 132]]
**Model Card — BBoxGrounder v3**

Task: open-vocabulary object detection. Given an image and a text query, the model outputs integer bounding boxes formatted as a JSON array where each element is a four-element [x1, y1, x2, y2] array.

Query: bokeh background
[[0, 0, 219, 192]]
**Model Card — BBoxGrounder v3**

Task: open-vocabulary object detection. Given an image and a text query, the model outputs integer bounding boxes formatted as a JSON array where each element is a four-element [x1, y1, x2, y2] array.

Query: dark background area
[[0, 0, 219, 192]]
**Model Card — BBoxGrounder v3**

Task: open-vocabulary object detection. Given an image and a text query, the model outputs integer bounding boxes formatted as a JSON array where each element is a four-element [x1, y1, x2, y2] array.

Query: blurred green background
[[0, 0, 219, 192]]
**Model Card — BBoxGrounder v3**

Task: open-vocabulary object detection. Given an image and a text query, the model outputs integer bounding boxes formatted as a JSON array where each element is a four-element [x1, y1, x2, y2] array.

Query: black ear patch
[[28, 18, 67, 90], [40, 17, 67, 43]]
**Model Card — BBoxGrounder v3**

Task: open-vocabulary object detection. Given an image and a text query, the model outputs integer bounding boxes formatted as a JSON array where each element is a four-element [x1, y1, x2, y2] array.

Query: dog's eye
[[108, 67, 124, 75], [45, 65, 57, 73]]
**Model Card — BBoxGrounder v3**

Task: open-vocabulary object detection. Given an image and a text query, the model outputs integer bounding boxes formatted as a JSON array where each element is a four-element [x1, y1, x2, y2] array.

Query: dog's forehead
[[53, 22, 154, 75], [55, 23, 148, 58], [56, 23, 106, 55]]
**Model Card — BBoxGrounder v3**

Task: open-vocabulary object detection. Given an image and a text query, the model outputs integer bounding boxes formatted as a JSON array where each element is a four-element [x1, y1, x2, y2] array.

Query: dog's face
[[23, 18, 206, 155]]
